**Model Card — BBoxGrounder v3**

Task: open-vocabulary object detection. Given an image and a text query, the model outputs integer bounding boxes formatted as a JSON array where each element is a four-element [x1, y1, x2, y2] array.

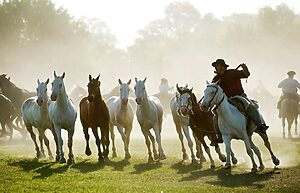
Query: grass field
[[0, 131, 299, 193]]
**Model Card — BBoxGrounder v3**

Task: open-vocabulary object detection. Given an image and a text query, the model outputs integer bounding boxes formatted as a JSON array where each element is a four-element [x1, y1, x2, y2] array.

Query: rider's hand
[[240, 63, 247, 68]]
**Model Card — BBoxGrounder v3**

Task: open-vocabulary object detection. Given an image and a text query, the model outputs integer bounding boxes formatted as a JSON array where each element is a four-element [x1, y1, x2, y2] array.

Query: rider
[[210, 59, 269, 145], [277, 71, 300, 118], [159, 78, 173, 94]]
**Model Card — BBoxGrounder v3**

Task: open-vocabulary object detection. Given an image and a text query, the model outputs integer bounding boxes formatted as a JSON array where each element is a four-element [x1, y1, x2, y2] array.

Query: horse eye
[[36, 88, 38, 91]]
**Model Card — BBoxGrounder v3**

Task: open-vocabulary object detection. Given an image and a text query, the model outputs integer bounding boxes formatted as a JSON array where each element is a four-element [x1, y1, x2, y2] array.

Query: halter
[[176, 92, 193, 116], [207, 85, 225, 110]]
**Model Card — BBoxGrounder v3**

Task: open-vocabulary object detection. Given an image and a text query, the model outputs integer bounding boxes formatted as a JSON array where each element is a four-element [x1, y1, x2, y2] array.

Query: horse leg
[[26, 124, 41, 159], [109, 123, 117, 158], [124, 125, 133, 159], [67, 127, 75, 164], [249, 136, 264, 170], [41, 130, 54, 160], [148, 131, 159, 160], [223, 136, 232, 169], [200, 137, 215, 168], [142, 129, 153, 163], [175, 122, 188, 160], [182, 125, 197, 164], [54, 127, 66, 163], [83, 125, 91, 156], [116, 125, 129, 159], [230, 148, 238, 165], [288, 119, 292, 138], [194, 133, 206, 162], [214, 144, 226, 163], [295, 116, 298, 135], [242, 134, 257, 172], [0, 122, 7, 137], [257, 131, 280, 166], [282, 118, 286, 138], [101, 122, 110, 159], [38, 132, 46, 158], [92, 127, 103, 162], [153, 125, 166, 160], [50, 128, 60, 162]]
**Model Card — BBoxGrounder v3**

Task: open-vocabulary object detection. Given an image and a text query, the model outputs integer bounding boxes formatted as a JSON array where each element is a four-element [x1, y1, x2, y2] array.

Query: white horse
[[134, 77, 166, 162], [48, 71, 77, 164], [201, 81, 279, 171], [170, 84, 204, 164], [107, 79, 134, 159], [22, 78, 59, 160]]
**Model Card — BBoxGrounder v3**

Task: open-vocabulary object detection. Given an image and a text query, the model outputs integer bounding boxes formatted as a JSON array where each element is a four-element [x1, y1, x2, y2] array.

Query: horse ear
[[176, 83, 182, 94], [8, 76, 10, 81], [118, 79, 122, 85], [37, 79, 40, 84], [54, 71, 57, 78], [45, 78, 49, 84], [96, 74, 100, 80], [185, 84, 188, 88], [143, 77, 147, 83], [62, 72, 65, 79], [135, 77, 138, 82], [89, 75, 92, 81], [190, 87, 193, 92], [206, 80, 210, 85], [215, 80, 220, 85], [127, 79, 131, 85]]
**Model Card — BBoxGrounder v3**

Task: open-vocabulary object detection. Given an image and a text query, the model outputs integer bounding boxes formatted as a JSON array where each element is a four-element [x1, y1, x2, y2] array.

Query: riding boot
[[210, 114, 223, 146], [248, 105, 269, 134]]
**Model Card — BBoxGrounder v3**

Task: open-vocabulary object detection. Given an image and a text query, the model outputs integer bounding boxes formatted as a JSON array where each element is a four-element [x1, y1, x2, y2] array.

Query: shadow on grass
[[8, 158, 70, 179], [107, 158, 130, 171], [72, 159, 105, 173], [181, 166, 278, 189], [170, 160, 202, 174], [131, 161, 162, 174]]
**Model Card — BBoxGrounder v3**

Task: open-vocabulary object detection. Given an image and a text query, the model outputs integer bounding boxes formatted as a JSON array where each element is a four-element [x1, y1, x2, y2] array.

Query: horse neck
[[215, 93, 233, 116], [2, 84, 23, 102], [190, 93, 200, 114], [94, 89, 103, 102], [139, 90, 151, 109], [56, 86, 69, 107]]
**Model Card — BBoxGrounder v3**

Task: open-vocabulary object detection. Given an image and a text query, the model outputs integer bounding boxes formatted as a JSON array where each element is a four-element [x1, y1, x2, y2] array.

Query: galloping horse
[[48, 71, 77, 164], [79, 75, 110, 162], [201, 82, 279, 171], [176, 86, 228, 168], [22, 79, 59, 160], [0, 94, 15, 137], [134, 77, 166, 162], [170, 84, 205, 164], [280, 98, 298, 138], [0, 74, 34, 137], [107, 79, 134, 159]]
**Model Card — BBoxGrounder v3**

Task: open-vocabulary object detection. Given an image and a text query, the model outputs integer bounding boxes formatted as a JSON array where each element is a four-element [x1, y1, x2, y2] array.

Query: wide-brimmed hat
[[212, 59, 229, 67], [161, 78, 168, 83], [287, 71, 296, 76]]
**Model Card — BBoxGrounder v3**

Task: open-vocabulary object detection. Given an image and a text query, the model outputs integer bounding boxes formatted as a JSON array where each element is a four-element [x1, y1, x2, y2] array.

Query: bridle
[[206, 85, 225, 110], [177, 92, 193, 116]]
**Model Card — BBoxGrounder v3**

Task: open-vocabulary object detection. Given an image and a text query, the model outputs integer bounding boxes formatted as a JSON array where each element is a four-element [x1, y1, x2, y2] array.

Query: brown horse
[[281, 98, 299, 138], [79, 75, 110, 162], [177, 86, 229, 168]]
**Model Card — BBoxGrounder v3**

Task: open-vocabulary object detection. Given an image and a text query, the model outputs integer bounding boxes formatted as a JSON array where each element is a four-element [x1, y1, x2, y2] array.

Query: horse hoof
[[112, 152, 117, 158], [36, 152, 42, 159], [191, 159, 198, 165], [154, 153, 159, 160], [159, 153, 166, 160], [148, 156, 154, 163], [224, 163, 231, 170], [273, 158, 280, 166], [259, 165, 265, 171], [85, 148, 92, 156], [40, 153, 46, 158], [219, 155, 226, 162], [49, 155, 54, 160], [251, 167, 257, 172], [67, 158, 75, 165], [55, 155, 60, 162], [125, 153, 131, 159], [98, 156, 104, 163], [232, 157, 238, 165], [200, 155, 206, 163], [59, 157, 66, 164], [183, 153, 189, 160], [211, 164, 216, 169]]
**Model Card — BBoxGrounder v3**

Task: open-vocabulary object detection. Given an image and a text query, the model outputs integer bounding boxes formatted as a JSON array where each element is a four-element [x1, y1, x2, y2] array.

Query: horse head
[[87, 74, 101, 102], [0, 74, 11, 89], [36, 78, 49, 106], [176, 84, 193, 116], [134, 77, 147, 105], [201, 81, 224, 112], [50, 71, 66, 101], [119, 79, 131, 105]]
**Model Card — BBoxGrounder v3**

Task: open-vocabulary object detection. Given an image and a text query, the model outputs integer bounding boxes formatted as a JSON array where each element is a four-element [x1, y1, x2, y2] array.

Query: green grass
[[0, 136, 299, 193]]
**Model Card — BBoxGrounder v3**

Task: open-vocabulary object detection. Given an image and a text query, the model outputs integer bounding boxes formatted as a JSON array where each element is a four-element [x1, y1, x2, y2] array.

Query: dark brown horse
[[0, 74, 35, 137], [177, 86, 229, 168], [0, 94, 15, 137], [79, 75, 110, 162]]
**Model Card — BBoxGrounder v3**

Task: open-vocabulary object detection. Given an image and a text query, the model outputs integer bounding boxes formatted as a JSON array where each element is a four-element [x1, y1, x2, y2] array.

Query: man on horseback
[[277, 71, 300, 118], [210, 59, 269, 145], [159, 78, 173, 94]]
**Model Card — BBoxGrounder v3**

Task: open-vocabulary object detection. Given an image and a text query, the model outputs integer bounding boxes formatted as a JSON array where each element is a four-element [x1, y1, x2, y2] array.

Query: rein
[[207, 85, 225, 110]]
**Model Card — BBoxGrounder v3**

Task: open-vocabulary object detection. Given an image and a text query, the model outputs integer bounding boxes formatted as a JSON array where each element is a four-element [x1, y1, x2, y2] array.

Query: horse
[[0, 74, 34, 137], [134, 77, 166, 162], [22, 78, 59, 160], [0, 93, 15, 137], [154, 91, 173, 115], [201, 81, 280, 171], [48, 71, 77, 164], [79, 74, 110, 162], [176, 85, 229, 168], [107, 79, 134, 159], [170, 84, 205, 164], [69, 84, 87, 110], [280, 98, 298, 138]]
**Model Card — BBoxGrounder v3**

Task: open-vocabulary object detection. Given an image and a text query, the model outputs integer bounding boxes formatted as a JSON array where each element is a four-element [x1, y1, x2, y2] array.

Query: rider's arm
[[278, 79, 285, 88], [240, 63, 250, 78]]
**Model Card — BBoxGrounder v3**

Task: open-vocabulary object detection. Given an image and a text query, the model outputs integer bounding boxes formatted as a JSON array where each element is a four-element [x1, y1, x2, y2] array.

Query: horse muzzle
[[36, 98, 44, 106], [122, 99, 128, 105], [50, 95, 57, 101], [136, 98, 141, 105], [180, 106, 188, 116]]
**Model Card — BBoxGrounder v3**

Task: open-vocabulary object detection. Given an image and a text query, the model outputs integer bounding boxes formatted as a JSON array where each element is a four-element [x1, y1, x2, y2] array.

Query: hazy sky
[[52, 0, 300, 48]]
